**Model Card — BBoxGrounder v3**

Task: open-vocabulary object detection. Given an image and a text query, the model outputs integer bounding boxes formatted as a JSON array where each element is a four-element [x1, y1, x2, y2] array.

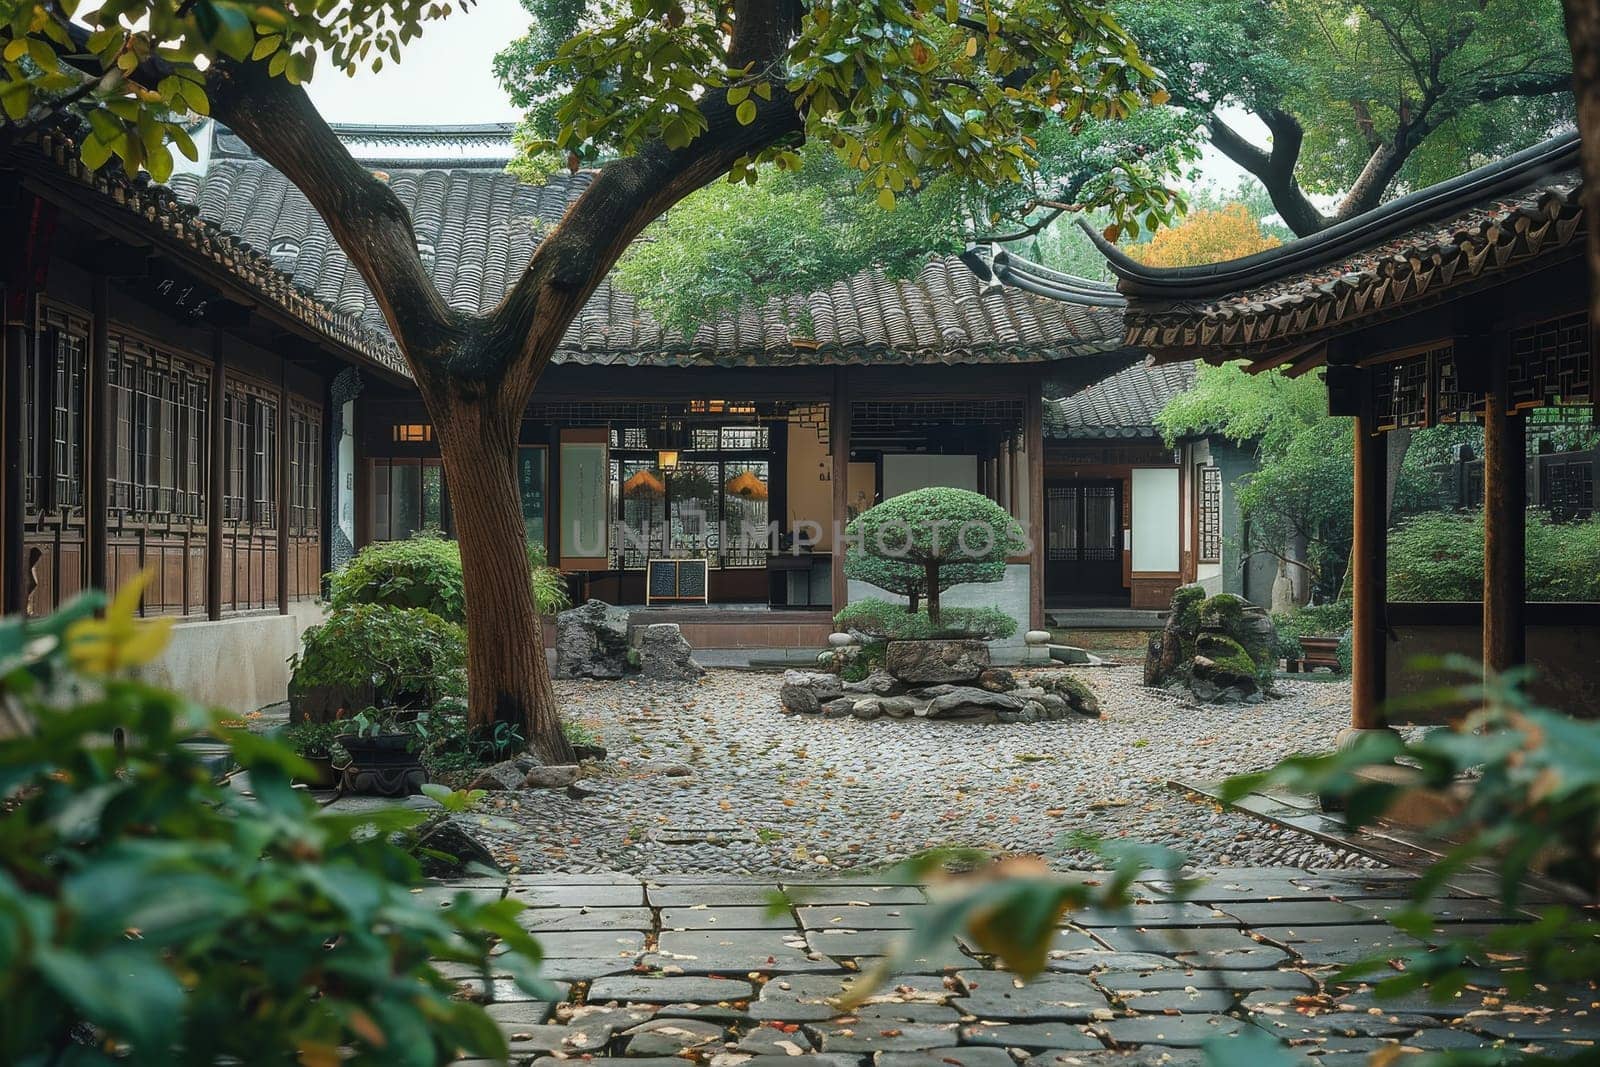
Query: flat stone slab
[[621, 1017, 728, 1056], [587, 975, 756, 1004], [525, 929, 648, 959], [519, 906, 655, 932], [1106, 987, 1244, 1014], [1070, 903, 1238, 928], [959, 1021, 1106, 1051], [661, 905, 798, 930], [962, 926, 1104, 958], [782, 885, 928, 907], [1092, 926, 1290, 968], [1094, 969, 1316, 995], [799, 904, 925, 931], [1026, 1051, 1206, 1067], [650, 883, 788, 907], [1043, 951, 1187, 974], [954, 972, 1109, 1023], [805, 1022, 959, 1053], [806, 929, 972, 971], [878, 1048, 1018, 1067], [648, 929, 833, 973], [498, 1022, 614, 1054], [1093, 1014, 1253, 1048], [1251, 924, 1425, 966], [507, 883, 647, 908]]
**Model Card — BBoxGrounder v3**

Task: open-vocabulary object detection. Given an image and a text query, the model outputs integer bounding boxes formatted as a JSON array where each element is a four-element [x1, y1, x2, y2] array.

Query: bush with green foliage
[[835, 598, 1018, 641], [330, 533, 569, 621], [280, 719, 344, 759], [0, 583, 545, 1065], [1388, 512, 1600, 602], [292, 603, 466, 709], [844, 488, 1026, 624]]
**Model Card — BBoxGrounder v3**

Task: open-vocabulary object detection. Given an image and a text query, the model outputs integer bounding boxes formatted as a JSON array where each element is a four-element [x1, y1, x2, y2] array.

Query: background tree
[[1116, 0, 1574, 235], [1125, 201, 1282, 267], [2, 0, 1173, 760]]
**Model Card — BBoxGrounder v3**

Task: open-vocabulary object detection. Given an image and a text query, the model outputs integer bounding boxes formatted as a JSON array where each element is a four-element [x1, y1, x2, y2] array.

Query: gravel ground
[[468, 664, 1382, 876]]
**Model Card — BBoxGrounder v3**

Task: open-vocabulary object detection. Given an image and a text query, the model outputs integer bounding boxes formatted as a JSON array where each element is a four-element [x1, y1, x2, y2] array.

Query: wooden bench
[[1287, 635, 1343, 673]]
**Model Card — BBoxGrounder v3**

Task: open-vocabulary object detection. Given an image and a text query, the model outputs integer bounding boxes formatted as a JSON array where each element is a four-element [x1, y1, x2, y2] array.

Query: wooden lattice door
[[1045, 480, 1123, 598]]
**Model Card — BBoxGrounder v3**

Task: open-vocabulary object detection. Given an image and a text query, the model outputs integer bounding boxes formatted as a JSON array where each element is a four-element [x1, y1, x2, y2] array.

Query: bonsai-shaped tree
[[844, 488, 1026, 624]]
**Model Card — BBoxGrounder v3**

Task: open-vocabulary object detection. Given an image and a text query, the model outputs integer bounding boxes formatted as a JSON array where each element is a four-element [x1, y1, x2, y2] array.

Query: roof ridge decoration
[[1082, 130, 1581, 301], [959, 244, 1125, 307]]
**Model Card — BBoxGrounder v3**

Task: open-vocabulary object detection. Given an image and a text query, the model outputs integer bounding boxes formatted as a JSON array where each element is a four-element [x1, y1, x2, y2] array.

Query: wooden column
[[1025, 390, 1045, 631], [2, 310, 25, 615], [1349, 399, 1387, 730], [997, 438, 1011, 515], [87, 276, 109, 594], [1482, 349, 1526, 674], [1008, 434, 1021, 519], [829, 368, 850, 613], [206, 344, 226, 620], [277, 368, 291, 615]]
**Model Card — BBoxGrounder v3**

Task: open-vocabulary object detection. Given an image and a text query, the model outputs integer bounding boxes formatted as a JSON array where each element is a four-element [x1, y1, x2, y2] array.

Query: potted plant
[[281, 721, 344, 787], [336, 708, 428, 797]]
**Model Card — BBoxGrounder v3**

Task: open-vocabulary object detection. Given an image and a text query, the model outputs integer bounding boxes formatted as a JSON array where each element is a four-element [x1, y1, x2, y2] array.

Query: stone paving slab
[[436, 870, 1596, 1066]]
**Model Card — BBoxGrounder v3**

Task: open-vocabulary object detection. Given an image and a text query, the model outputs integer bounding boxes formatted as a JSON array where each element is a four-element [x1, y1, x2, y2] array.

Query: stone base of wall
[[142, 602, 325, 715]]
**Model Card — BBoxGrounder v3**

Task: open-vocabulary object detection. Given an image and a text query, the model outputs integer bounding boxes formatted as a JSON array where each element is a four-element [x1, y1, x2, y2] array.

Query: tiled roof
[[164, 149, 1127, 367], [9, 122, 410, 379], [1046, 360, 1196, 439], [1087, 133, 1585, 358]]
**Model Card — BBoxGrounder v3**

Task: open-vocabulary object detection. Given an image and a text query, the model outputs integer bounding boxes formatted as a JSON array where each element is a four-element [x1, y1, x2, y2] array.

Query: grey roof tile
[[1047, 361, 1197, 439]]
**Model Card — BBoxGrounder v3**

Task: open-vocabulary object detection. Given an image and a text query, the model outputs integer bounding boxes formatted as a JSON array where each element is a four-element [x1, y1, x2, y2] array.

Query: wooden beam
[[87, 275, 109, 593], [830, 368, 850, 614], [1482, 339, 1526, 674], [1350, 386, 1387, 730], [1025, 389, 1045, 632], [207, 343, 226, 620], [1007, 434, 1021, 519]]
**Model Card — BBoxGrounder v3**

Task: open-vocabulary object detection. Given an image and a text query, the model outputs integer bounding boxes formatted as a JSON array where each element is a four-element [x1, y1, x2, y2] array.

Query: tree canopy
[[1127, 201, 1281, 267], [1120, 0, 1575, 235]]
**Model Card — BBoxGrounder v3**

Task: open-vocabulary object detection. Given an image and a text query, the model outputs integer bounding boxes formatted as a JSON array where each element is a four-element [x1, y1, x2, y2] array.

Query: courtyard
[[474, 667, 1374, 875]]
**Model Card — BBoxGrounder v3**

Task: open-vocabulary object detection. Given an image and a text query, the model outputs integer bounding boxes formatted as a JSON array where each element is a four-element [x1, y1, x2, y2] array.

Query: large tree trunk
[[1563, 0, 1600, 324], [432, 384, 575, 764]]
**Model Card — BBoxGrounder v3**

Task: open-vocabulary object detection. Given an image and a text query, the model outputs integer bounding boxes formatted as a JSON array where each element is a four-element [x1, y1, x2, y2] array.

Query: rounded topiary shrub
[[843, 487, 1025, 623], [835, 597, 1018, 641]]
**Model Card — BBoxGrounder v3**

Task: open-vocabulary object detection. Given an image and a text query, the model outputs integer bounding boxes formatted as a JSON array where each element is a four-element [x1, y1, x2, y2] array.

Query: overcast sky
[[305, 0, 1259, 193]]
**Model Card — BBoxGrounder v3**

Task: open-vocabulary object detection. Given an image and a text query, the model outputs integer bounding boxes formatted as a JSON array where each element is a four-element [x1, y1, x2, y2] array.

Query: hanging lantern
[[725, 469, 768, 500], [656, 448, 680, 473]]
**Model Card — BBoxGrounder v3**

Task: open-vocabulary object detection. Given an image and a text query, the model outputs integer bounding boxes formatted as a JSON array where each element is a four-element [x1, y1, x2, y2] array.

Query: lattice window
[[1509, 312, 1592, 408], [224, 378, 277, 526], [1541, 457, 1594, 522], [108, 335, 209, 522], [1432, 344, 1482, 423], [1371, 352, 1429, 431], [850, 399, 1024, 435], [1198, 465, 1222, 564], [288, 400, 322, 534]]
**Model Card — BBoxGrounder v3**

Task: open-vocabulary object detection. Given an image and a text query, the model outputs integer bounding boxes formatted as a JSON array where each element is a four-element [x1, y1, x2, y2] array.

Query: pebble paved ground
[[468, 665, 1380, 876], [440, 869, 1597, 1066]]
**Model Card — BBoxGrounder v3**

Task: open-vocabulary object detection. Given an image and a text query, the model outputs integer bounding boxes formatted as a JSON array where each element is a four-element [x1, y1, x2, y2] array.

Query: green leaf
[[735, 98, 756, 125]]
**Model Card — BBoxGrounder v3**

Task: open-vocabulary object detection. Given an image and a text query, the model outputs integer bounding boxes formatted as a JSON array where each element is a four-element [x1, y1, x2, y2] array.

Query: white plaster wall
[[142, 601, 327, 715]]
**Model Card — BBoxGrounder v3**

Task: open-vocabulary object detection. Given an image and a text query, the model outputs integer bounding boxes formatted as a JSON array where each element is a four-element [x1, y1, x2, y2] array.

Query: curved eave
[[990, 250, 1126, 308], [1083, 130, 1581, 300]]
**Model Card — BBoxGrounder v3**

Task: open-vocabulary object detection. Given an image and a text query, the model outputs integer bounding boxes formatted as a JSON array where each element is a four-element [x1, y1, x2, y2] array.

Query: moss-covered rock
[[1145, 586, 1278, 704]]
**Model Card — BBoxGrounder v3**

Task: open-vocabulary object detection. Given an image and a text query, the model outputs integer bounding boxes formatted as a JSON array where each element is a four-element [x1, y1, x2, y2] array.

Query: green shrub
[[1388, 512, 1600, 602], [844, 488, 1025, 621], [292, 603, 466, 709], [838, 640, 888, 682], [330, 533, 570, 621], [280, 719, 343, 758], [0, 589, 544, 1064], [329, 532, 467, 621], [835, 598, 1018, 640]]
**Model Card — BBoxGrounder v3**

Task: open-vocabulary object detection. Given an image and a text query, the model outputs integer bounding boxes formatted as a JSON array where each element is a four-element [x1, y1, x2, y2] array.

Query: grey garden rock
[[467, 759, 530, 791], [589, 975, 754, 1004], [621, 1016, 726, 1056], [555, 598, 632, 679], [842, 670, 904, 696], [637, 622, 706, 683], [781, 670, 843, 713], [924, 687, 1023, 719], [885, 639, 990, 684], [1143, 586, 1278, 704], [522, 764, 582, 789]]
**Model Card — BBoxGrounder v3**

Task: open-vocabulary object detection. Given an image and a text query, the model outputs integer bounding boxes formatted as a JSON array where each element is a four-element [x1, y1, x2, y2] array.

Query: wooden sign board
[[559, 427, 609, 571], [646, 558, 710, 605]]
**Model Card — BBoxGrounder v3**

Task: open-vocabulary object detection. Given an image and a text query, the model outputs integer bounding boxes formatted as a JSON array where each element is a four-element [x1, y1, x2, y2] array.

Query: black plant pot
[[335, 732, 427, 796]]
